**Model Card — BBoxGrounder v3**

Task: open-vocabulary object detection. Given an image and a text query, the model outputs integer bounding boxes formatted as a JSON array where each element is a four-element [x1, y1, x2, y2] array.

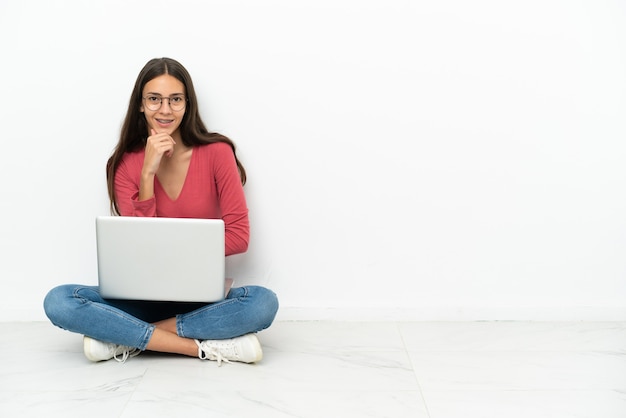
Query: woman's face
[[140, 74, 186, 138]]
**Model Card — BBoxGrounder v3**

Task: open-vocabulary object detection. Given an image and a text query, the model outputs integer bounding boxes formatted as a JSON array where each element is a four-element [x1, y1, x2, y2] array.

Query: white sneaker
[[195, 334, 263, 366], [83, 336, 140, 363]]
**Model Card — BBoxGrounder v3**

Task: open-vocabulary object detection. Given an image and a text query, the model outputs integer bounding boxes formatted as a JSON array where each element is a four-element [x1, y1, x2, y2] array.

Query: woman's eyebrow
[[144, 92, 185, 96]]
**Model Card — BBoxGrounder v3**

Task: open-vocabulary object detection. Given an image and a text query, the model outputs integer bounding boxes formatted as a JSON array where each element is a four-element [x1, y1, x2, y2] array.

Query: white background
[[1, 0, 625, 321]]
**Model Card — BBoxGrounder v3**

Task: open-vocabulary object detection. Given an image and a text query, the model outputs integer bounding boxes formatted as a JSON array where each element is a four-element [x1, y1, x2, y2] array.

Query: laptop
[[96, 216, 230, 302]]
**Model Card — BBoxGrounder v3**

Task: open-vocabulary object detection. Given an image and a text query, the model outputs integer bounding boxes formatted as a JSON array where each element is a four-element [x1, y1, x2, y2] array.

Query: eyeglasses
[[143, 95, 187, 111]]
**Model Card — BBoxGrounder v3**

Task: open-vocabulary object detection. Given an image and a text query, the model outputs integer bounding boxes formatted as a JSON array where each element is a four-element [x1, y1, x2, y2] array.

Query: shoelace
[[113, 347, 141, 363], [203, 346, 232, 367], [197, 340, 236, 367]]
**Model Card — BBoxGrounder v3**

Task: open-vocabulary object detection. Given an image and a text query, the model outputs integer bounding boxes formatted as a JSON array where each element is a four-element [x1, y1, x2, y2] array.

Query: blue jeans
[[43, 285, 279, 351]]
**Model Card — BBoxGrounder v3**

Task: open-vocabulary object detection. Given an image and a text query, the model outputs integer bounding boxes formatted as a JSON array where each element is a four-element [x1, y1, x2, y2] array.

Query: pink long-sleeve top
[[113, 141, 249, 256]]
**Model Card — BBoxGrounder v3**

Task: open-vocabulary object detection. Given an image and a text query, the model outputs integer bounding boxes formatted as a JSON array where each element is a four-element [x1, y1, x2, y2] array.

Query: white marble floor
[[1, 321, 625, 417]]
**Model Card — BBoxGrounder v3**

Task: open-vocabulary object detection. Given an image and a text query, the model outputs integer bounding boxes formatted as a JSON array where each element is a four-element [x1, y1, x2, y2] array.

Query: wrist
[[141, 169, 156, 180]]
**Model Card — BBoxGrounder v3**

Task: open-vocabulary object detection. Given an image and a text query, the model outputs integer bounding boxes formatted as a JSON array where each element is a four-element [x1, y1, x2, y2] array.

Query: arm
[[113, 130, 174, 217], [114, 152, 158, 217], [138, 129, 175, 202], [212, 143, 250, 256]]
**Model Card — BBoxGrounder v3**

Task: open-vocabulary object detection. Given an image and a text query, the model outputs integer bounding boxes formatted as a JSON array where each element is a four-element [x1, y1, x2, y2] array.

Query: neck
[[172, 138, 192, 157]]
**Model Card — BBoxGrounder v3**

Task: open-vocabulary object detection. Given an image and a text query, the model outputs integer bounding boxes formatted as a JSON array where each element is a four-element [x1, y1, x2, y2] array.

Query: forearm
[[114, 157, 157, 217], [138, 172, 156, 202], [224, 210, 249, 256]]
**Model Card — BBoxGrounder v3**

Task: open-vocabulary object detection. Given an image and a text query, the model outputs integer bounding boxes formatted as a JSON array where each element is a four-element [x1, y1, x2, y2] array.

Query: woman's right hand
[[138, 129, 176, 202], [142, 129, 176, 176]]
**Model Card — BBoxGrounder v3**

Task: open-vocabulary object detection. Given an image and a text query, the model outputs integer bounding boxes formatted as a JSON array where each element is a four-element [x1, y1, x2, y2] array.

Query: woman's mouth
[[155, 118, 174, 127]]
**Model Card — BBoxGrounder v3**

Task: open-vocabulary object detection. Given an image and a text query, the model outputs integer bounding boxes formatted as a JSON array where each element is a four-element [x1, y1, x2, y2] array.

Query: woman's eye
[[171, 97, 183, 103], [147, 96, 160, 102]]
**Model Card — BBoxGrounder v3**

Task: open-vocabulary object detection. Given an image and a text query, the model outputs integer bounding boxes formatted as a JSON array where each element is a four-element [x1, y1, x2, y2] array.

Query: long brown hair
[[106, 57, 246, 215]]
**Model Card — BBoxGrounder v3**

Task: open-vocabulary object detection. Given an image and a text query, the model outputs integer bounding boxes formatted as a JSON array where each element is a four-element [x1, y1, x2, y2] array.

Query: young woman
[[44, 58, 279, 365]]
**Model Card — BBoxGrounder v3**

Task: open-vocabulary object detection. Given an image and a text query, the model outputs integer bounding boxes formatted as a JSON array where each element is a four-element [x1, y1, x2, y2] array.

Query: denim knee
[[247, 286, 279, 331], [43, 285, 71, 327], [43, 284, 89, 330]]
